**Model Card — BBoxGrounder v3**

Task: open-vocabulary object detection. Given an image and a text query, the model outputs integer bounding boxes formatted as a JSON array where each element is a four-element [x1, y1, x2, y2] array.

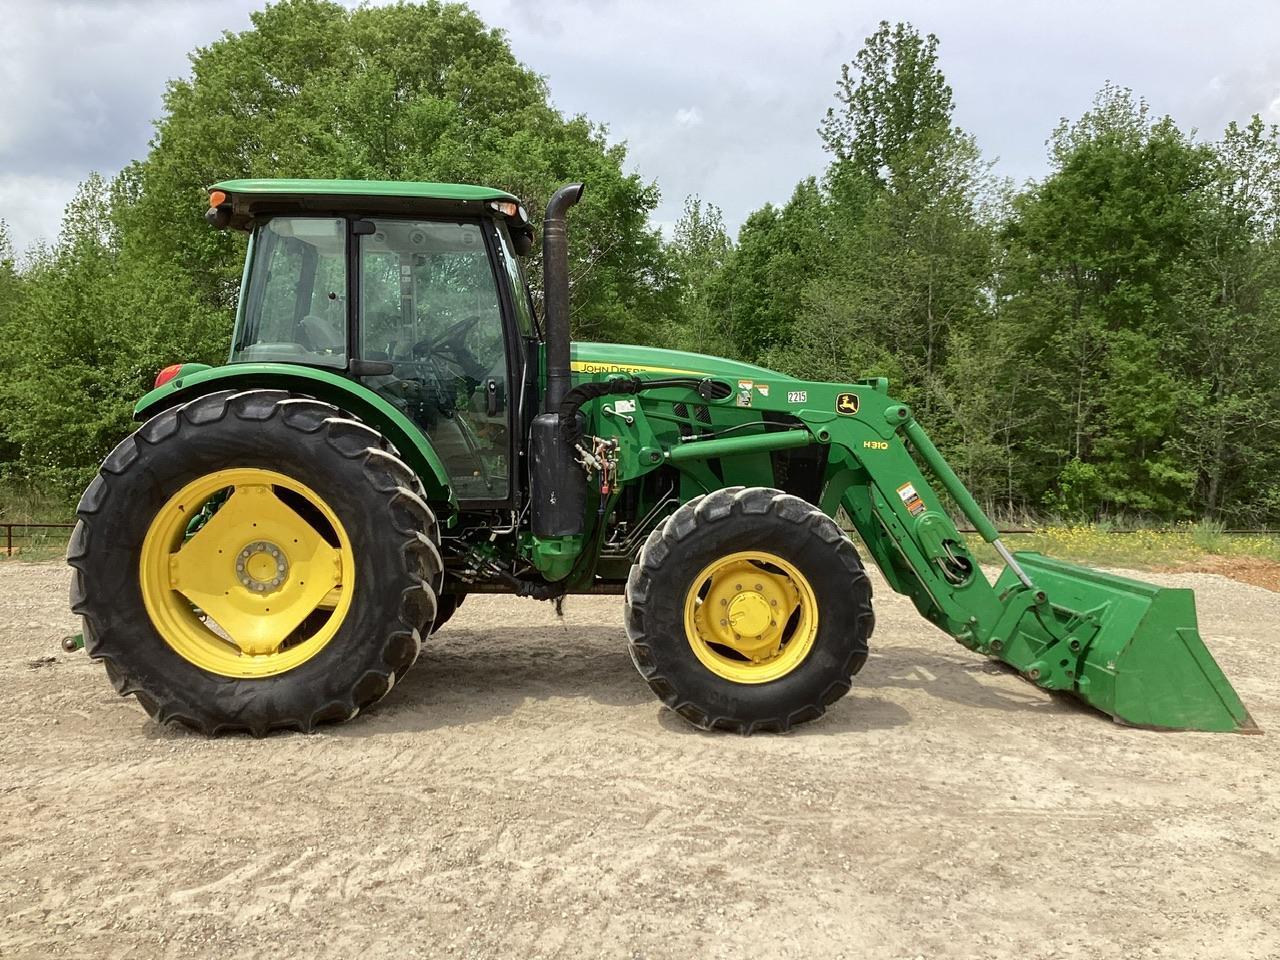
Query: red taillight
[[155, 364, 183, 388]]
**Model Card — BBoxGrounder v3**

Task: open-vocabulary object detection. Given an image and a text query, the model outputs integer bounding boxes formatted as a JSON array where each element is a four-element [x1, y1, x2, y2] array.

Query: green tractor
[[68, 179, 1255, 736]]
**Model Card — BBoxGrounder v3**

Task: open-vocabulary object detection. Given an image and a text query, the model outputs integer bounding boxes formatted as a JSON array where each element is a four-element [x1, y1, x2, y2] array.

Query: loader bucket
[[993, 553, 1256, 733]]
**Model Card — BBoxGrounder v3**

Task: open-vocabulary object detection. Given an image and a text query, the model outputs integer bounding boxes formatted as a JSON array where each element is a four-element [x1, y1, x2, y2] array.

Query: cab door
[[356, 218, 514, 504]]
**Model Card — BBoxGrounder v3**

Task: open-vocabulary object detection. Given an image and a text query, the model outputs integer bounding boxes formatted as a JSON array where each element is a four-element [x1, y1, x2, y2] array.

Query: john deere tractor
[[68, 179, 1254, 736]]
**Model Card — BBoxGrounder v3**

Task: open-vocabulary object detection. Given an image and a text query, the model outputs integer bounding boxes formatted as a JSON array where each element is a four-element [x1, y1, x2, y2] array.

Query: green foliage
[[666, 26, 1280, 526], [1043, 458, 1104, 522], [5, 7, 1280, 527], [126, 0, 669, 344], [709, 179, 837, 362], [0, 176, 220, 496], [0, 0, 673, 494], [730, 20, 1003, 482], [818, 21, 956, 188], [663, 196, 732, 355]]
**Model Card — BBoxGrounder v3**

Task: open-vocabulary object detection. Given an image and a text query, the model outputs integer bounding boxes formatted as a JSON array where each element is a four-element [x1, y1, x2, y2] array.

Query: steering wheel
[[411, 314, 483, 359]]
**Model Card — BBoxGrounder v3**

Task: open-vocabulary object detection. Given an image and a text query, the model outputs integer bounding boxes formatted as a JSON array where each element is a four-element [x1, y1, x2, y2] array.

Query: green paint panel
[[570, 341, 780, 382]]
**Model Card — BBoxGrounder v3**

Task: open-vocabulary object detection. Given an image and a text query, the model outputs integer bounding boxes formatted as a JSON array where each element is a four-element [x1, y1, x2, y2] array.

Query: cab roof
[[208, 178, 522, 229]]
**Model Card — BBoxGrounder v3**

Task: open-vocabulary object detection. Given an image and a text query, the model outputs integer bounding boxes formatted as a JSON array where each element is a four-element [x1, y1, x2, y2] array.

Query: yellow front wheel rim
[[139, 468, 355, 678], [683, 550, 819, 684]]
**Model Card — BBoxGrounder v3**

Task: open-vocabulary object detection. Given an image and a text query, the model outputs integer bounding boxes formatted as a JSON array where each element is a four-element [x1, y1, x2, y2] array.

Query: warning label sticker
[[737, 380, 754, 408], [896, 482, 926, 517]]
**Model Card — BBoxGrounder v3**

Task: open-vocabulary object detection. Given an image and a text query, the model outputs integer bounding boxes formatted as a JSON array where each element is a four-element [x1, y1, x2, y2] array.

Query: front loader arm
[[818, 401, 1254, 733], [820, 402, 1020, 649]]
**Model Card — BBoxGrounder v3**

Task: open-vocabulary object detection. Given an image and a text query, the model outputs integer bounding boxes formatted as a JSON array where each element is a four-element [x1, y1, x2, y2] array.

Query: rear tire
[[625, 486, 873, 733], [68, 389, 441, 736]]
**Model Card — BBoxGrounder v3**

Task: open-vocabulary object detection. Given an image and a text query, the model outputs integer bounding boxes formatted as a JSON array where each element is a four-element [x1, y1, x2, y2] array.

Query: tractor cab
[[211, 179, 537, 504]]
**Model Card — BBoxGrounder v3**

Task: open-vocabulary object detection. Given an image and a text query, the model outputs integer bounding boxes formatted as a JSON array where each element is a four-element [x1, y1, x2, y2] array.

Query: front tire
[[625, 487, 873, 733], [68, 389, 441, 736]]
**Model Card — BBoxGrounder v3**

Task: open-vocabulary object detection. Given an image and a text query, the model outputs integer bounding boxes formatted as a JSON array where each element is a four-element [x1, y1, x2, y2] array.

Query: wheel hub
[[236, 541, 289, 594], [727, 590, 772, 638], [140, 469, 352, 676], [684, 552, 818, 683]]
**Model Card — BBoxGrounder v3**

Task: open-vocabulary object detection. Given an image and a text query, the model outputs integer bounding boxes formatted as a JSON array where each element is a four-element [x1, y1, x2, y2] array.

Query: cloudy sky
[[3, 0, 1280, 251]]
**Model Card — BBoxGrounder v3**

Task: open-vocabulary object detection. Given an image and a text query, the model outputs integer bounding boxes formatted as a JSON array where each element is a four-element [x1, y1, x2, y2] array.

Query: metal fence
[[1, 520, 1274, 558], [2, 522, 76, 556]]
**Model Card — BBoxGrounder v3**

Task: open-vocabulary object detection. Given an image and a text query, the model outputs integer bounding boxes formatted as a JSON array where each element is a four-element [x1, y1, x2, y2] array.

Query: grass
[[964, 521, 1280, 568], [0, 480, 76, 561]]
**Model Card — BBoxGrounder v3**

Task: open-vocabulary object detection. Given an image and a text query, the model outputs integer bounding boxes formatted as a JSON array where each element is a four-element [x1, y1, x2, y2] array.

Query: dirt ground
[[1166, 556, 1280, 594], [1, 560, 1277, 960]]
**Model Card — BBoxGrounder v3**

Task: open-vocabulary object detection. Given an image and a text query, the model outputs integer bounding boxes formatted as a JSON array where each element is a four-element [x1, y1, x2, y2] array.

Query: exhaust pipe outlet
[[542, 183, 584, 413], [530, 183, 586, 543]]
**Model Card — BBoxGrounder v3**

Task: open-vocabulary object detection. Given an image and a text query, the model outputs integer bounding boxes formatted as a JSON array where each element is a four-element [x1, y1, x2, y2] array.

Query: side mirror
[[511, 224, 534, 256]]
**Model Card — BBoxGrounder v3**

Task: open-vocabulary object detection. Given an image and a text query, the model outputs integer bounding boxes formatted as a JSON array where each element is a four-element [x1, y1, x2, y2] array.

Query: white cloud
[[0, 174, 83, 253], [674, 107, 703, 128], [3, 0, 1280, 251]]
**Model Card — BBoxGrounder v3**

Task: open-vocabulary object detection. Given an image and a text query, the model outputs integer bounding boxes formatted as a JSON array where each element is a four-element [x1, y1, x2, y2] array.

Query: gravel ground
[[1, 559, 1276, 960]]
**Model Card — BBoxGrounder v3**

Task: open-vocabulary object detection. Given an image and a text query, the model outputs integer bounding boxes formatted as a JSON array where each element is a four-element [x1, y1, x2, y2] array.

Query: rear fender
[[134, 363, 455, 510]]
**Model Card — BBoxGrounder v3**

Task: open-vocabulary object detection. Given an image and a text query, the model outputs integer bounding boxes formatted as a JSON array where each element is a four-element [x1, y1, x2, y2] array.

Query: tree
[[121, 0, 671, 346], [0, 222, 26, 470], [664, 196, 733, 354], [781, 21, 996, 426], [709, 178, 836, 363], [819, 21, 956, 189], [1172, 117, 1280, 520], [0, 176, 216, 495], [1001, 85, 1212, 517]]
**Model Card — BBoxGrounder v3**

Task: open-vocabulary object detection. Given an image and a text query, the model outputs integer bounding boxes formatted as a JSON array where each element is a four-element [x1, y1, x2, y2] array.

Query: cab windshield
[[231, 217, 348, 368]]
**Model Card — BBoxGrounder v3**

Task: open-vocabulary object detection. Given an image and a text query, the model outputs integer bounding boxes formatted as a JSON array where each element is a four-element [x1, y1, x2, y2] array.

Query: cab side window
[[234, 217, 347, 368]]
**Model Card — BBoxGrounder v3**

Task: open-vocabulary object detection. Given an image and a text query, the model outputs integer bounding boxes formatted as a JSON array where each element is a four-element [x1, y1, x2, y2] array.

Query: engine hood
[[569, 341, 782, 383]]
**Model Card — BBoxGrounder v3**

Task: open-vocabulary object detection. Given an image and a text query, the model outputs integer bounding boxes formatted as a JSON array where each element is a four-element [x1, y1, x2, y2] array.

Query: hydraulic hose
[[557, 376, 730, 453]]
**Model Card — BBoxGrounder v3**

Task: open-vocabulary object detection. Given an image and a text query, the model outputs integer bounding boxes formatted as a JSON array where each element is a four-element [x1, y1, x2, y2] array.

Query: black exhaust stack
[[541, 183, 584, 412], [530, 183, 587, 539]]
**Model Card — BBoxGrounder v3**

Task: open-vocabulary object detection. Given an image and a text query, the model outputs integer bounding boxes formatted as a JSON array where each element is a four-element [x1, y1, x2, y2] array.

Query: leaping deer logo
[[836, 393, 860, 416]]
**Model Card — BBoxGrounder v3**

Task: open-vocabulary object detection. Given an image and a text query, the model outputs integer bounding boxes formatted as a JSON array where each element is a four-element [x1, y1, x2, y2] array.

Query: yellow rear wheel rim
[[683, 550, 819, 684], [139, 468, 355, 678]]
